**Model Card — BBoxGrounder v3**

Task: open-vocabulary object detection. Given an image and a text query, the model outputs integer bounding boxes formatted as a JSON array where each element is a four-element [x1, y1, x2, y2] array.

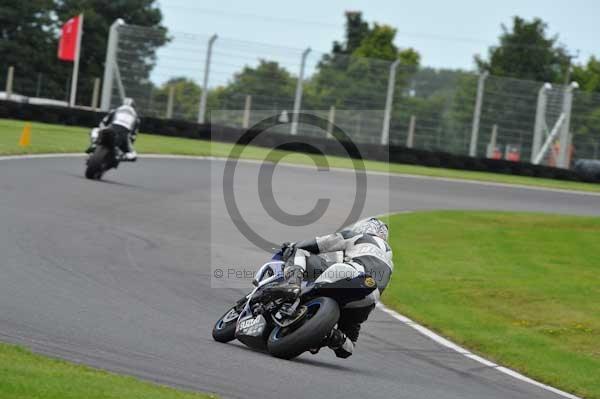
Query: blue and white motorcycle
[[212, 251, 377, 359]]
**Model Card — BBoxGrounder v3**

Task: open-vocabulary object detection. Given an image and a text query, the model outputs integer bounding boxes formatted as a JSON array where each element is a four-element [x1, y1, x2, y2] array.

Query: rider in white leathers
[[278, 218, 393, 358], [87, 98, 139, 161]]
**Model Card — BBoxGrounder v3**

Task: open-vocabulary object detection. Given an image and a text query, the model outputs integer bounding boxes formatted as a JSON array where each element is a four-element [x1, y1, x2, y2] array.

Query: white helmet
[[352, 218, 389, 241], [123, 97, 136, 109]]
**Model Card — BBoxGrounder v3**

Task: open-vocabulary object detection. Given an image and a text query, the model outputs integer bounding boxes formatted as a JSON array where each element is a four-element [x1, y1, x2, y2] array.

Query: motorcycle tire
[[267, 296, 339, 360], [85, 146, 110, 180], [212, 306, 240, 343]]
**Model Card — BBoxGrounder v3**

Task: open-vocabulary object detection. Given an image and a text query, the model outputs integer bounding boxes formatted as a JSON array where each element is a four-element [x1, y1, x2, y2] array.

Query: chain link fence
[[0, 65, 101, 107], [108, 24, 600, 166], [3, 22, 600, 166], [572, 90, 600, 160]]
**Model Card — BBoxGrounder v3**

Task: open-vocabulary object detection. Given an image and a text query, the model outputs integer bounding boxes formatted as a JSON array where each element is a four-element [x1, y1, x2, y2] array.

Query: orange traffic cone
[[19, 123, 31, 147]]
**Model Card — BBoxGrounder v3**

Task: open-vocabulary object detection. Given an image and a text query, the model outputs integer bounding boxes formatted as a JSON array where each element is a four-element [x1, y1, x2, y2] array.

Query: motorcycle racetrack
[[1, 155, 598, 399]]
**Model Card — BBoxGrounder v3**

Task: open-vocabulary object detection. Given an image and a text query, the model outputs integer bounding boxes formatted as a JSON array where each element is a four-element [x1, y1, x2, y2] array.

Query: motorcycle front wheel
[[212, 306, 240, 343], [267, 296, 339, 360]]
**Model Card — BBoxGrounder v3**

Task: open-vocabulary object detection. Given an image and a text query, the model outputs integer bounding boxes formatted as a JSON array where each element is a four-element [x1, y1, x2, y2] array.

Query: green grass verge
[[383, 211, 600, 399], [1, 118, 600, 193], [0, 342, 215, 399]]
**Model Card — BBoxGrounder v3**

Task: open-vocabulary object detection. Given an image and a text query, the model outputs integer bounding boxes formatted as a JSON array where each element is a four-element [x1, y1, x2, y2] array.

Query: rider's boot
[[116, 133, 137, 162], [328, 328, 354, 358], [264, 265, 303, 302], [123, 150, 137, 161], [309, 328, 354, 358], [123, 139, 137, 161]]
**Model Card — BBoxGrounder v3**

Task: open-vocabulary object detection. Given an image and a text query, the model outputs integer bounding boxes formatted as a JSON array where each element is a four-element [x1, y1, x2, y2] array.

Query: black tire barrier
[[574, 159, 600, 181], [1, 99, 598, 184]]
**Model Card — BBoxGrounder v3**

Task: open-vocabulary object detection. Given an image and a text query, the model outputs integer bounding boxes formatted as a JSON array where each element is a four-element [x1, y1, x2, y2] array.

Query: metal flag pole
[[69, 13, 84, 107]]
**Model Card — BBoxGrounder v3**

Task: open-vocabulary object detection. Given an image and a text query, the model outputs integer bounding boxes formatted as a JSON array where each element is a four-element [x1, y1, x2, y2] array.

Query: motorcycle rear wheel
[[267, 296, 339, 360], [85, 146, 110, 180]]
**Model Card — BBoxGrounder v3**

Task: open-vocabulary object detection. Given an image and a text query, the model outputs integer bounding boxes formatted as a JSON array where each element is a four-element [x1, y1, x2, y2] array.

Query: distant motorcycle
[[85, 128, 131, 180], [212, 251, 377, 359]]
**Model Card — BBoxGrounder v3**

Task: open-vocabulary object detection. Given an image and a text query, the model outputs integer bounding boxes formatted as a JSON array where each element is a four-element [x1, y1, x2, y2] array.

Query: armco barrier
[[0, 100, 596, 183]]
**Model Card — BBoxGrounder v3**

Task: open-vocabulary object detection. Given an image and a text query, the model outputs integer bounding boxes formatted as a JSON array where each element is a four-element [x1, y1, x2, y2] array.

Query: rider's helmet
[[123, 97, 136, 109], [351, 217, 389, 241]]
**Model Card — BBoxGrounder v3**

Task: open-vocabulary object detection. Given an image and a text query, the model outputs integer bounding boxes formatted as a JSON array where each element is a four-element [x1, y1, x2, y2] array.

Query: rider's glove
[[280, 242, 296, 263]]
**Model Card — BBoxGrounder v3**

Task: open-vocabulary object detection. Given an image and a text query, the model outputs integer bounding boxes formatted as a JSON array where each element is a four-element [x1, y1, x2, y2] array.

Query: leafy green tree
[[572, 57, 600, 92], [315, 11, 371, 77], [151, 77, 201, 120], [451, 16, 575, 157], [54, 0, 169, 104], [353, 24, 420, 92], [331, 11, 371, 57], [0, 0, 168, 104], [0, 0, 67, 98], [214, 60, 296, 110], [307, 15, 420, 111], [570, 57, 600, 157], [475, 16, 570, 83], [391, 68, 475, 152], [354, 24, 401, 61]]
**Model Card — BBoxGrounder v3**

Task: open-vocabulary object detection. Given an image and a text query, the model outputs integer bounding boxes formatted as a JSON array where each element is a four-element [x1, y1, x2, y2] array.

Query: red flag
[[58, 15, 82, 62]]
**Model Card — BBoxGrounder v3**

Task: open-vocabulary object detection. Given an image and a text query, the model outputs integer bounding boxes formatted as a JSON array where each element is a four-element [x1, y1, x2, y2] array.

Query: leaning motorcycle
[[212, 251, 377, 359], [85, 127, 125, 180]]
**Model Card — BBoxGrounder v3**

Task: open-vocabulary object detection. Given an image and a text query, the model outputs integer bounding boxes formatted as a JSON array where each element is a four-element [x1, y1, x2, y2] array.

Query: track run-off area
[[1, 155, 598, 399]]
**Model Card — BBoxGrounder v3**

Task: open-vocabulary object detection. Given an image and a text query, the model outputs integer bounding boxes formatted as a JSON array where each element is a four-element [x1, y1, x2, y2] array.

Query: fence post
[[113, 63, 126, 102], [166, 85, 175, 119], [101, 19, 125, 111], [531, 83, 552, 162], [36, 73, 43, 97], [291, 47, 311, 135], [327, 105, 336, 138], [198, 34, 217, 124], [469, 71, 488, 157], [242, 95, 252, 128], [406, 115, 416, 148], [5, 66, 14, 100], [91, 78, 101, 109], [486, 124, 498, 158], [533, 113, 566, 165], [557, 82, 579, 168], [380, 59, 401, 145]]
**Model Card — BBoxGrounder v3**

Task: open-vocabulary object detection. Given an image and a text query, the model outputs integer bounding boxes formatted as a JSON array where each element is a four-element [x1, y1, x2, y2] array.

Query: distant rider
[[87, 98, 139, 161], [277, 217, 393, 359]]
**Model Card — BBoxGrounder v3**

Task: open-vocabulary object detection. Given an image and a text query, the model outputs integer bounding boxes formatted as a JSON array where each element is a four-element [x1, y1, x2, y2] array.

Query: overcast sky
[[157, 0, 598, 71]]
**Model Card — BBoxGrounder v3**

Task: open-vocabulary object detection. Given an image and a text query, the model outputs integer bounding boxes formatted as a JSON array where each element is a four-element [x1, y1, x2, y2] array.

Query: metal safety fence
[[4, 20, 600, 167]]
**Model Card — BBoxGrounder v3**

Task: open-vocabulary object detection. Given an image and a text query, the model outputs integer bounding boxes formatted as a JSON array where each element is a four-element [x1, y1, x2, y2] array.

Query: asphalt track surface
[[1, 156, 599, 399]]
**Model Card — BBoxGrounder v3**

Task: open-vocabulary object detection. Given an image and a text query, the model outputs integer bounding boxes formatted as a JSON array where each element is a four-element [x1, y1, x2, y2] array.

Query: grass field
[[383, 211, 600, 399], [1, 119, 599, 397], [0, 343, 215, 399], [2, 118, 600, 193]]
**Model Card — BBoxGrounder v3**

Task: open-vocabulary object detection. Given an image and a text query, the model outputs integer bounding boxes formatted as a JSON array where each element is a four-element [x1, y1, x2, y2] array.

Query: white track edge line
[[1, 153, 599, 197], [375, 303, 581, 399], [351, 211, 581, 398], [372, 210, 582, 399]]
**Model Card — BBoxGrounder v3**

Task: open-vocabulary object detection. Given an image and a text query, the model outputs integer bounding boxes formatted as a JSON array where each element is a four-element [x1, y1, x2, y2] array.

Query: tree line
[[2, 3, 600, 156], [0, 0, 168, 102]]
